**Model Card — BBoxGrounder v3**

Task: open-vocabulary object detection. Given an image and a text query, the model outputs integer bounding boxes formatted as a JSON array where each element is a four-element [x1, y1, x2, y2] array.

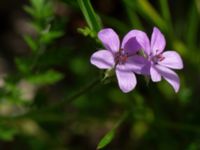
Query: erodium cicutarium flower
[[90, 28, 146, 93], [125, 27, 183, 92]]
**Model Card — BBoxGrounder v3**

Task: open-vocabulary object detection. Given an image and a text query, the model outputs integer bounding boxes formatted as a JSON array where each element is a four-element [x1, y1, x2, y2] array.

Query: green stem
[[114, 111, 129, 129], [52, 77, 101, 109], [28, 77, 101, 115], [30, 44, 46, 71]]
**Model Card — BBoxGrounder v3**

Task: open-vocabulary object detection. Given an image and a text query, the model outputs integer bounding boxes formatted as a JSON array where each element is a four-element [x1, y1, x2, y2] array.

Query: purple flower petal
[[151, 27, 166, 55], [141, 62, 151, 75], [116, 65, 137, 93], [155, 65, 180, 93], [150, 65, 161, 82], [122, 29, 150, 55], [158, 51, 183, 69], [90, 50, 114, 69], [98, 28, 120, 53], [125, 55, 148, 74], [122, 37, 141, 55]]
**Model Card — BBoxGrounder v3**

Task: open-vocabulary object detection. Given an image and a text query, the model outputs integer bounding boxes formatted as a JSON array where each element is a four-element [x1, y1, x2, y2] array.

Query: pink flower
[[90, 28, 146, 93], [125, 27, 183, 92]]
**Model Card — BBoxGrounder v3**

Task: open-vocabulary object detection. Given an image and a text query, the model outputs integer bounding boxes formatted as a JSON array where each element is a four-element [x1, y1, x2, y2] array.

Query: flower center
[[115, 49, 128, 65], [151, 54, 165, 64]]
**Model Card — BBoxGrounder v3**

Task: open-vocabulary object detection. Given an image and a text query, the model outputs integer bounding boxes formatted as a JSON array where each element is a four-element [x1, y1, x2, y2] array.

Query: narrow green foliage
[[77, 0, 102, 34], [27, 70, 64, 85], [3, 82, 21, 103], [137, 0, 166, 29], [0, 125, 18, 141], [0, 78, 30, 105], [3, 0, 65, 107], [40, 30, 64, 44], [23, 0, 64, 70], [23, 35, 38, 52], [77, 27, 96, 38], [195, 0, 200, 15], [158, 0, 172, 26], [186, 2, 199, 48], [123, 0, 143, 30], [124, 0, 166, 31], [97, 129, 115, 149], [15, 58, 31, 75], [24, 0, 53, 22], [24, 0, 62, 46], [97, 112, 128, 149]]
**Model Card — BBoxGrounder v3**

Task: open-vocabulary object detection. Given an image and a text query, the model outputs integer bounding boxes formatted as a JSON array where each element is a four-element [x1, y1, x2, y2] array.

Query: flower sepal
[[101, 68, 115, 84]]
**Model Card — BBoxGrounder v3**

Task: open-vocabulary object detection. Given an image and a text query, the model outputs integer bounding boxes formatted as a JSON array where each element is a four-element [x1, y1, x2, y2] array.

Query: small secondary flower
[[90, 28, 146, 93], [125, 27, 183, 92]]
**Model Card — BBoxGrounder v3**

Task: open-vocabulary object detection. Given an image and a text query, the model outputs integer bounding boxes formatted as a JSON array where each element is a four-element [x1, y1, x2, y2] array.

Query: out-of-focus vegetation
[[0, 0, 200, 149]]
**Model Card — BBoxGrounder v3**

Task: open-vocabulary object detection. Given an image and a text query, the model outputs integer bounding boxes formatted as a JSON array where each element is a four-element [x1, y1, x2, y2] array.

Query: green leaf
[[25, 0, 53, 21], [77, 27, 96, 38], [26, 0, 44, 19], [24, 6, 35, 16], [77, 0, 102, 33], [186, 2, 199, 48], [158, 0, 171, 23], [97, 129, 115, 149], [123, 0, 143, 30], [40, 31, 64, 44], [24, 35, 38, 52], [0, 126, 18, 141], [27, 70, 64, 85], [124, 0, 167, 32], [15, 58, 31, 74], [98, 112, 128, 150], [137, 0, 166, 29]]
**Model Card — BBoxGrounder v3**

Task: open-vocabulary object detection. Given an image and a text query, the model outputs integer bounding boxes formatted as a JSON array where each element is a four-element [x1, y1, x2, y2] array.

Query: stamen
[[151, 54, 165, 64], [159, 56, 165, 61], [115, 50, 128, 65], [157, 54, 165, 62]]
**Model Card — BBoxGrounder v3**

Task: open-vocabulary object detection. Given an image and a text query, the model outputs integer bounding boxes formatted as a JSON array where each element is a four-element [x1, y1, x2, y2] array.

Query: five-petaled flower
[[90, 28, 146, 93], [125, 27, 183, 92], [90, 27, 183, 93]]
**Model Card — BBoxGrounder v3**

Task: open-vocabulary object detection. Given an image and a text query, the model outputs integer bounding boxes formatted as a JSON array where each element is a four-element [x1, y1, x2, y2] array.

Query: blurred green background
[[0, 0, 200, 149]]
